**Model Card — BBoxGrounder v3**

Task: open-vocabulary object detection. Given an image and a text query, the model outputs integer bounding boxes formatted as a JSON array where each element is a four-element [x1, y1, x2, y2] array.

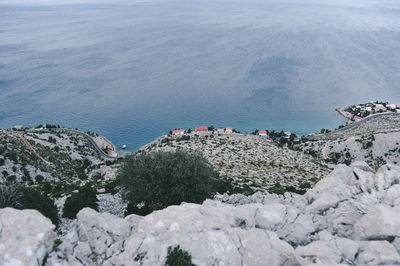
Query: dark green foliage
[[5, 151, 18, 162], [268, 182, 287, 195], [0, 158, 4, 166], [125, 202, 153, 216], [0, 184, 59, 226], [104, 179, 118, 195], [285, 185, 306, 195], [62, 184, 98, 219], [52, 239, 62, 251], [117, 150, 223, 214], [299, 181, 311, 189], [269, 182, 307, 195], [35, 174, 44, 183], [0, 184, 24, 209], [20, 186, 59, 226], [6, 175, 16, 182], [165, 246, 195, 266]]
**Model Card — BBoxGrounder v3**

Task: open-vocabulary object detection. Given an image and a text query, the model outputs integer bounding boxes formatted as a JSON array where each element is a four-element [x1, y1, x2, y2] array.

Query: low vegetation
[[62, 183, 98, 219], [0, 183, 59, 226], [118, 150, 227, 215], [165, 246, 195, 266]]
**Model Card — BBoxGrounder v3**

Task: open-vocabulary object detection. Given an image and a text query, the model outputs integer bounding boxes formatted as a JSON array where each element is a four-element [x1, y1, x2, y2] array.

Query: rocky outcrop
[[1, 161, 400, 265], [0, 208, 55, 266], [46, 208, 141, 265]]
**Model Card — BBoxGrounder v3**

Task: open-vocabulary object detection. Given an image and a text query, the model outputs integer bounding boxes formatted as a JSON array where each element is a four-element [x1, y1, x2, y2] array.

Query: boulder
[[355, 241, 400, 265], [353, 205, 400, 241], [0, 208, 55, 266], [295, 231, 359, 265], [106, 203, 302, 265], [383, 184, 400, 206], [46, 208, 140, 265]]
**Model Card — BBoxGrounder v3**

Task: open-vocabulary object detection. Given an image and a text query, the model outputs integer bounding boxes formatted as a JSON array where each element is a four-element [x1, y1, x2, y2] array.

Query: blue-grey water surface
[[1, 0, 400, 150]]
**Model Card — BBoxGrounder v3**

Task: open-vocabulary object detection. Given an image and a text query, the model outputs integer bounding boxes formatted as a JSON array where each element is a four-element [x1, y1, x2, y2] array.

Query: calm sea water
[[1, 0, 400, 150]]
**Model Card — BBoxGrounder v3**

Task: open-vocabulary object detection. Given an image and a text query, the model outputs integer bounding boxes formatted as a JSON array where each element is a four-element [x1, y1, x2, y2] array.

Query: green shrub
[[62, 184, 98, 219], [0, 184, 24, 209], [35, 174, 44, 183], [0, 158, 4, 166], [52, 239, 62, 251], [0, 184, 59, 226], [165, 246, 195, 266], [268, 182, 286, 195], [117, 150, 222, 215], [20, 186, 59, 226]]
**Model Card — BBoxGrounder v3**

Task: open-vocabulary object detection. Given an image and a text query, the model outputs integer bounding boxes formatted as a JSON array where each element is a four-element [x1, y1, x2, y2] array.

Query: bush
[[62, 184, 98, 219], [165, 246, 195, 266], [20, 186, 59, 226], [268, 182, 286, 195], [0, 184, 24, 209], [0, 184, 59, 226], [0, 158, 4, 166], [35, 174, 44, 183], [117, 150, 222, 215]]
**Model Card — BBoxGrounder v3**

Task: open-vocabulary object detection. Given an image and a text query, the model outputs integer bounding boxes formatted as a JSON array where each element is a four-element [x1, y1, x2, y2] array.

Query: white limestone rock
[[46, 208, 140, 265], [0, 208, 55, 266], [353, 205, 400, 241], [295, 231, 359, 265], [383, 184, 400, 206], [106, 202, 302, 265], [355, 240, 400, 265]]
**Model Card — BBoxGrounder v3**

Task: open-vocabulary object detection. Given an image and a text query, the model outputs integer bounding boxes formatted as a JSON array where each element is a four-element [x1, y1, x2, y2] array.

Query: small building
[[172, 129, 184, 136], [386, 103, 397, 109], [366, 107, 372, 112], [216, 128, 225, 134], [225, 127, 233, 133], [13, 125, 23, 130], [257, 130, 267, 136], [195, 126, 208, 132], [354, 116, 362, 121]]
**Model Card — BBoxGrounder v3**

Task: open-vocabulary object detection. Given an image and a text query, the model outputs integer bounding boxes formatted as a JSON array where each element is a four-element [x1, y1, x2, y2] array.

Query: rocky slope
[[142, 132, 329, 192], [1, 161, 400, 265]]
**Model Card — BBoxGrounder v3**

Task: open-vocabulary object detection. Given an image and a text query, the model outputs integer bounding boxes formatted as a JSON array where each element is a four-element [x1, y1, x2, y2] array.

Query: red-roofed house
[[225, 127, 233, 133], [257, 130, 267, 136], [172, 129, 184, 136], [354, 116, 362, 121], [195, 126, 208, 132]]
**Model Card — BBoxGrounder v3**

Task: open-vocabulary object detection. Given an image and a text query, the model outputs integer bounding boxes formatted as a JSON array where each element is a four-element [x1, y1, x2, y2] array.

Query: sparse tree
[[117, 150, 223, 215]]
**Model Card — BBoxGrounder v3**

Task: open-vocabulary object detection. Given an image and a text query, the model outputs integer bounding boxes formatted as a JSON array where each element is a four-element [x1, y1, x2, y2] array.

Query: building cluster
[[171, 126, 269, 136], [346, 102, 400, 121]]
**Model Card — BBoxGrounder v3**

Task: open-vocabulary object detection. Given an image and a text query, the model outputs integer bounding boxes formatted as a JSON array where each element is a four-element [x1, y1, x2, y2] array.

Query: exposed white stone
[[3, 162, 400, 265], [353, 205, 400, 241], [355, 241, 400, 265], [0, 208, 55, 266]]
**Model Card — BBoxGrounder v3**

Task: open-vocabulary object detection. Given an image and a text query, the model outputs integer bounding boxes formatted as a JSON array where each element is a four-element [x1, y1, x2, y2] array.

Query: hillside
[[2, 161, 400, 265], [141, 133, 330, 194]]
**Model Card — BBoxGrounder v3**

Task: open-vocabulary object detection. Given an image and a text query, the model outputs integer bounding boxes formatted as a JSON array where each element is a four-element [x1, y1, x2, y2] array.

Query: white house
[[216, 128, 225, 134], [172, 129, 184, 136], [257, 130, 267, 136]]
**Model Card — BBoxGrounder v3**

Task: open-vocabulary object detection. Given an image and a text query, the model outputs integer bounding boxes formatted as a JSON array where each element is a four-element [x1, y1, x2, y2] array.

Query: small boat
[[122, 144, 127, 149]]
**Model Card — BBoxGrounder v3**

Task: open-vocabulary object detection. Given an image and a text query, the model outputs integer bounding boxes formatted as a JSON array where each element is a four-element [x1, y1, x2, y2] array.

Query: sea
[[1, 0, 400, 150]]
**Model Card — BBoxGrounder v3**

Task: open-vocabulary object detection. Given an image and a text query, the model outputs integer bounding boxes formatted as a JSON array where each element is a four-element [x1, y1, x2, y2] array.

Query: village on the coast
[[337, 101, 400, 123]]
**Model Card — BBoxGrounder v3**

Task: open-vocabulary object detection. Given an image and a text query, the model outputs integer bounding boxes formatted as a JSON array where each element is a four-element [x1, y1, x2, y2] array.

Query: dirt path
[[14, 131, 54, 167]]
